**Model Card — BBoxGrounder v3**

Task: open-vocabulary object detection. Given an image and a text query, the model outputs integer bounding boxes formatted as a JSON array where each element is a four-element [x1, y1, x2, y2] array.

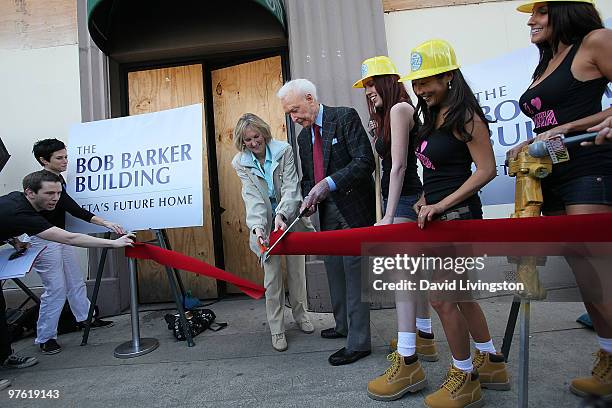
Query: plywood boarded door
[[127, 64, 217, 301], [212, 56, 286, 293]]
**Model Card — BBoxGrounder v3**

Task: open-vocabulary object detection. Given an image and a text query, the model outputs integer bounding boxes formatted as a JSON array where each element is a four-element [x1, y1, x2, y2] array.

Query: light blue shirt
[[250, 145, 275, 200], [310, 104, 337, 191]]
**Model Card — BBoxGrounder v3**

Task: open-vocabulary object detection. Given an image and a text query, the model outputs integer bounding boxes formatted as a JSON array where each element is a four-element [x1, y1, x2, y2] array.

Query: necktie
[[312, 124, 324, 183]]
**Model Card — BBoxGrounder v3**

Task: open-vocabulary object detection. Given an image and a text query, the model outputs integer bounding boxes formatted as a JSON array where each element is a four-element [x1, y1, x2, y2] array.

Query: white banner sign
[[66, 104, 204, 233], [462, 41, 612, 206]]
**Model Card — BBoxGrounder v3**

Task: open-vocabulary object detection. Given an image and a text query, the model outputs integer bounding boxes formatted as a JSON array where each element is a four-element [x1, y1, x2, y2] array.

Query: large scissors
[[261, 207, 308, 263]]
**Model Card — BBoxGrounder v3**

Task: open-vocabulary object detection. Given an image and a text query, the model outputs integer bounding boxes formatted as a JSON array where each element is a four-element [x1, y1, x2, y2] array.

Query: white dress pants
[[30, 237, 90, 344]]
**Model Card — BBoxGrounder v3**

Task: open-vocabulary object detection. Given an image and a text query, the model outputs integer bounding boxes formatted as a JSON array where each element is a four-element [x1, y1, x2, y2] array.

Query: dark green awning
[[87, 0, 287, 55], [253, 0, 286, 29]]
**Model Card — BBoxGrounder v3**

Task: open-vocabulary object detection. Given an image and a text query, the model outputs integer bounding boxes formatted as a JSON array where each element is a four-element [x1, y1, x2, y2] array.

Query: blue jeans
[[383, 194, 420, 221]]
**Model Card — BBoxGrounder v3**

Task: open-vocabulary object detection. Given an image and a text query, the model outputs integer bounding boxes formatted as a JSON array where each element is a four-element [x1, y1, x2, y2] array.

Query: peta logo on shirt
[[415, 140, 435, 170], [525, 96, 558, 129], [533, 110, 559, 128]]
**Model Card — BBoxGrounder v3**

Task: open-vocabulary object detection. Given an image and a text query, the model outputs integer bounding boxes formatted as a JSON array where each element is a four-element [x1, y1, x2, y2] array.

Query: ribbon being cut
[[266, 213, 612, 257], [267, 213, 612, 303], [123, 213, 612, 302], [125, 243, 265, 299]]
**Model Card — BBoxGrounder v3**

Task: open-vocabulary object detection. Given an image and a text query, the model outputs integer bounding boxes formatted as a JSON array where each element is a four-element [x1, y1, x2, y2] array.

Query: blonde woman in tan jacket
[[232, 113, 315, 352]]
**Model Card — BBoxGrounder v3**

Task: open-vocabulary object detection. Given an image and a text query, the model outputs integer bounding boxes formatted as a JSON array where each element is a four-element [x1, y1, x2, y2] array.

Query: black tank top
[[374, 132, 422, 198], [415, 128, 481, 208], [519, 43, 612, 184]]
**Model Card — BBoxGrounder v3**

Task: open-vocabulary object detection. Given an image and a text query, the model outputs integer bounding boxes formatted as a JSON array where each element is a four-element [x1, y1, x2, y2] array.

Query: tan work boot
[[367, 351, 427, 401], [424, 366, 484, 408], [473, 349, 511, 390], [417, 331, 439, 362], [389, 331, 439, 362], [570, 349, 612, 401]]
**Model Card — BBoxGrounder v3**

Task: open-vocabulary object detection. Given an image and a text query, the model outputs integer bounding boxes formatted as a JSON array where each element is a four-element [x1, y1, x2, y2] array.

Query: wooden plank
[[127, 64, 218, 302], [383, 0, 508, 12], [211, 56, 286, 293], [0, 0, 77, 50]]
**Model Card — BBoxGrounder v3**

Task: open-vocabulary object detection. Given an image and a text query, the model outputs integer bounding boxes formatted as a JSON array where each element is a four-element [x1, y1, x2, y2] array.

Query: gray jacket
[[232, 139, 314, 255]]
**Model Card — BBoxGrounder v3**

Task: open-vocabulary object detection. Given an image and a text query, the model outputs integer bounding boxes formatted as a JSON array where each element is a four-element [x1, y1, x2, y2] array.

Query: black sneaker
[[78, 318, 114, 329], [39, 339, 62, 355], [3, 354, 38, 369]]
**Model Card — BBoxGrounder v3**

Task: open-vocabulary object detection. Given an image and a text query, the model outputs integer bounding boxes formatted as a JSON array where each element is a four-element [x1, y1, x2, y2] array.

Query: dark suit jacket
[[298, 105, 376, 228]]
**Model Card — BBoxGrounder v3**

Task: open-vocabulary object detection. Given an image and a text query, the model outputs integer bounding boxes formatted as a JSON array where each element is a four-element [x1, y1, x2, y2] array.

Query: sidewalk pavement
[[0, 298, 596, 407]]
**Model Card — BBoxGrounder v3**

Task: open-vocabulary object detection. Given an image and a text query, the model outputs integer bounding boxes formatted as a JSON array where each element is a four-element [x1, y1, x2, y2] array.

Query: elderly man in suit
[[277, 79, 376, 365]]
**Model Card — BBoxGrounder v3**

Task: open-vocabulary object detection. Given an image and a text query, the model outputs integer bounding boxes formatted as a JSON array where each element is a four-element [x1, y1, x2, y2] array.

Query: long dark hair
[[532, 3, 603, 80], [415, 70, 492, 143], [368, 75, 419, 148]]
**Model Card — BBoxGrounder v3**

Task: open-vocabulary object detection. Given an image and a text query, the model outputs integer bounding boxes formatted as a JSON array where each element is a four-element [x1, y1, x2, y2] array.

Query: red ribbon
[[268, 213, 612, 256], [125, 243, 265, 299]]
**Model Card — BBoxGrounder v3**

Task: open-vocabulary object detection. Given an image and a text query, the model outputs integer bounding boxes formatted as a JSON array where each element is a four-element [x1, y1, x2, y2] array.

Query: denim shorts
[[542, 175, 612, 213], [383, 194, 420, 221]]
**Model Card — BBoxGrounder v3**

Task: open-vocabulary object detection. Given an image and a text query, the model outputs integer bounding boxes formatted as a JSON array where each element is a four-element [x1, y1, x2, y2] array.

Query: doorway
[[125, 54, 288, 302]]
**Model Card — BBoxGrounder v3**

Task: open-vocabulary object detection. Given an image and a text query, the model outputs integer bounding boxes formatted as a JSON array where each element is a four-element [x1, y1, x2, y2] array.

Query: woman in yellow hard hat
[[507, 0, 612, 400], [402, 39, 510, 408], [354, 56, 435, 401]]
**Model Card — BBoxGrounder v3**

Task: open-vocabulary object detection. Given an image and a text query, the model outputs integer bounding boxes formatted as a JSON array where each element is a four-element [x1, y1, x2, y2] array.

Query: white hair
[[277, 78, 318, 101]]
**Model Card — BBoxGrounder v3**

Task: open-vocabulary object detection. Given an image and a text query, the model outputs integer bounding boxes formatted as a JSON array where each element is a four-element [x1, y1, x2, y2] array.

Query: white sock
[[597, 336, 612, 354], [416, 318, 432, 334], [453, 356, 474, 373], [474, 339, 496, 354], [397, 332, 416, 357]]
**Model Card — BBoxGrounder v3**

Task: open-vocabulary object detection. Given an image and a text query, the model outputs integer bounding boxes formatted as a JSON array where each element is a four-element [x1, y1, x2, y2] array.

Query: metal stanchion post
[[114, 257, 159, 358], [518, 300, 530, 408]]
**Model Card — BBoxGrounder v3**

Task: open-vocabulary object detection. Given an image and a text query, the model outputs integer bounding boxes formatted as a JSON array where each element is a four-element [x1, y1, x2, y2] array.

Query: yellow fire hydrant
[[507, 146, 553, 299]]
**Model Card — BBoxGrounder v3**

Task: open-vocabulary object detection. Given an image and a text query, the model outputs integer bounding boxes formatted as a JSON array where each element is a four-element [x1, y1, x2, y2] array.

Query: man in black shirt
[[30, 139, 126, 354], [0, 171, 132, 246], [1, 181, 59, 242], [0, 170, 133, 389]]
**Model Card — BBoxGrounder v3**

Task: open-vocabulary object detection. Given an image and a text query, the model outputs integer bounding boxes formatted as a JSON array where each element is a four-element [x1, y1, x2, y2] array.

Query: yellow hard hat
[[352, 56, 400, 88], [516, 0, 595, 13], [399, 39, 460, 82]]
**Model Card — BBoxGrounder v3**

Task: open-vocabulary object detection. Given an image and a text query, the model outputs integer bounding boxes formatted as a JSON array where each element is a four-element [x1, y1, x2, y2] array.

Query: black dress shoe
[[328, 347, 371, 366], [320, 328, 347, 339]]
